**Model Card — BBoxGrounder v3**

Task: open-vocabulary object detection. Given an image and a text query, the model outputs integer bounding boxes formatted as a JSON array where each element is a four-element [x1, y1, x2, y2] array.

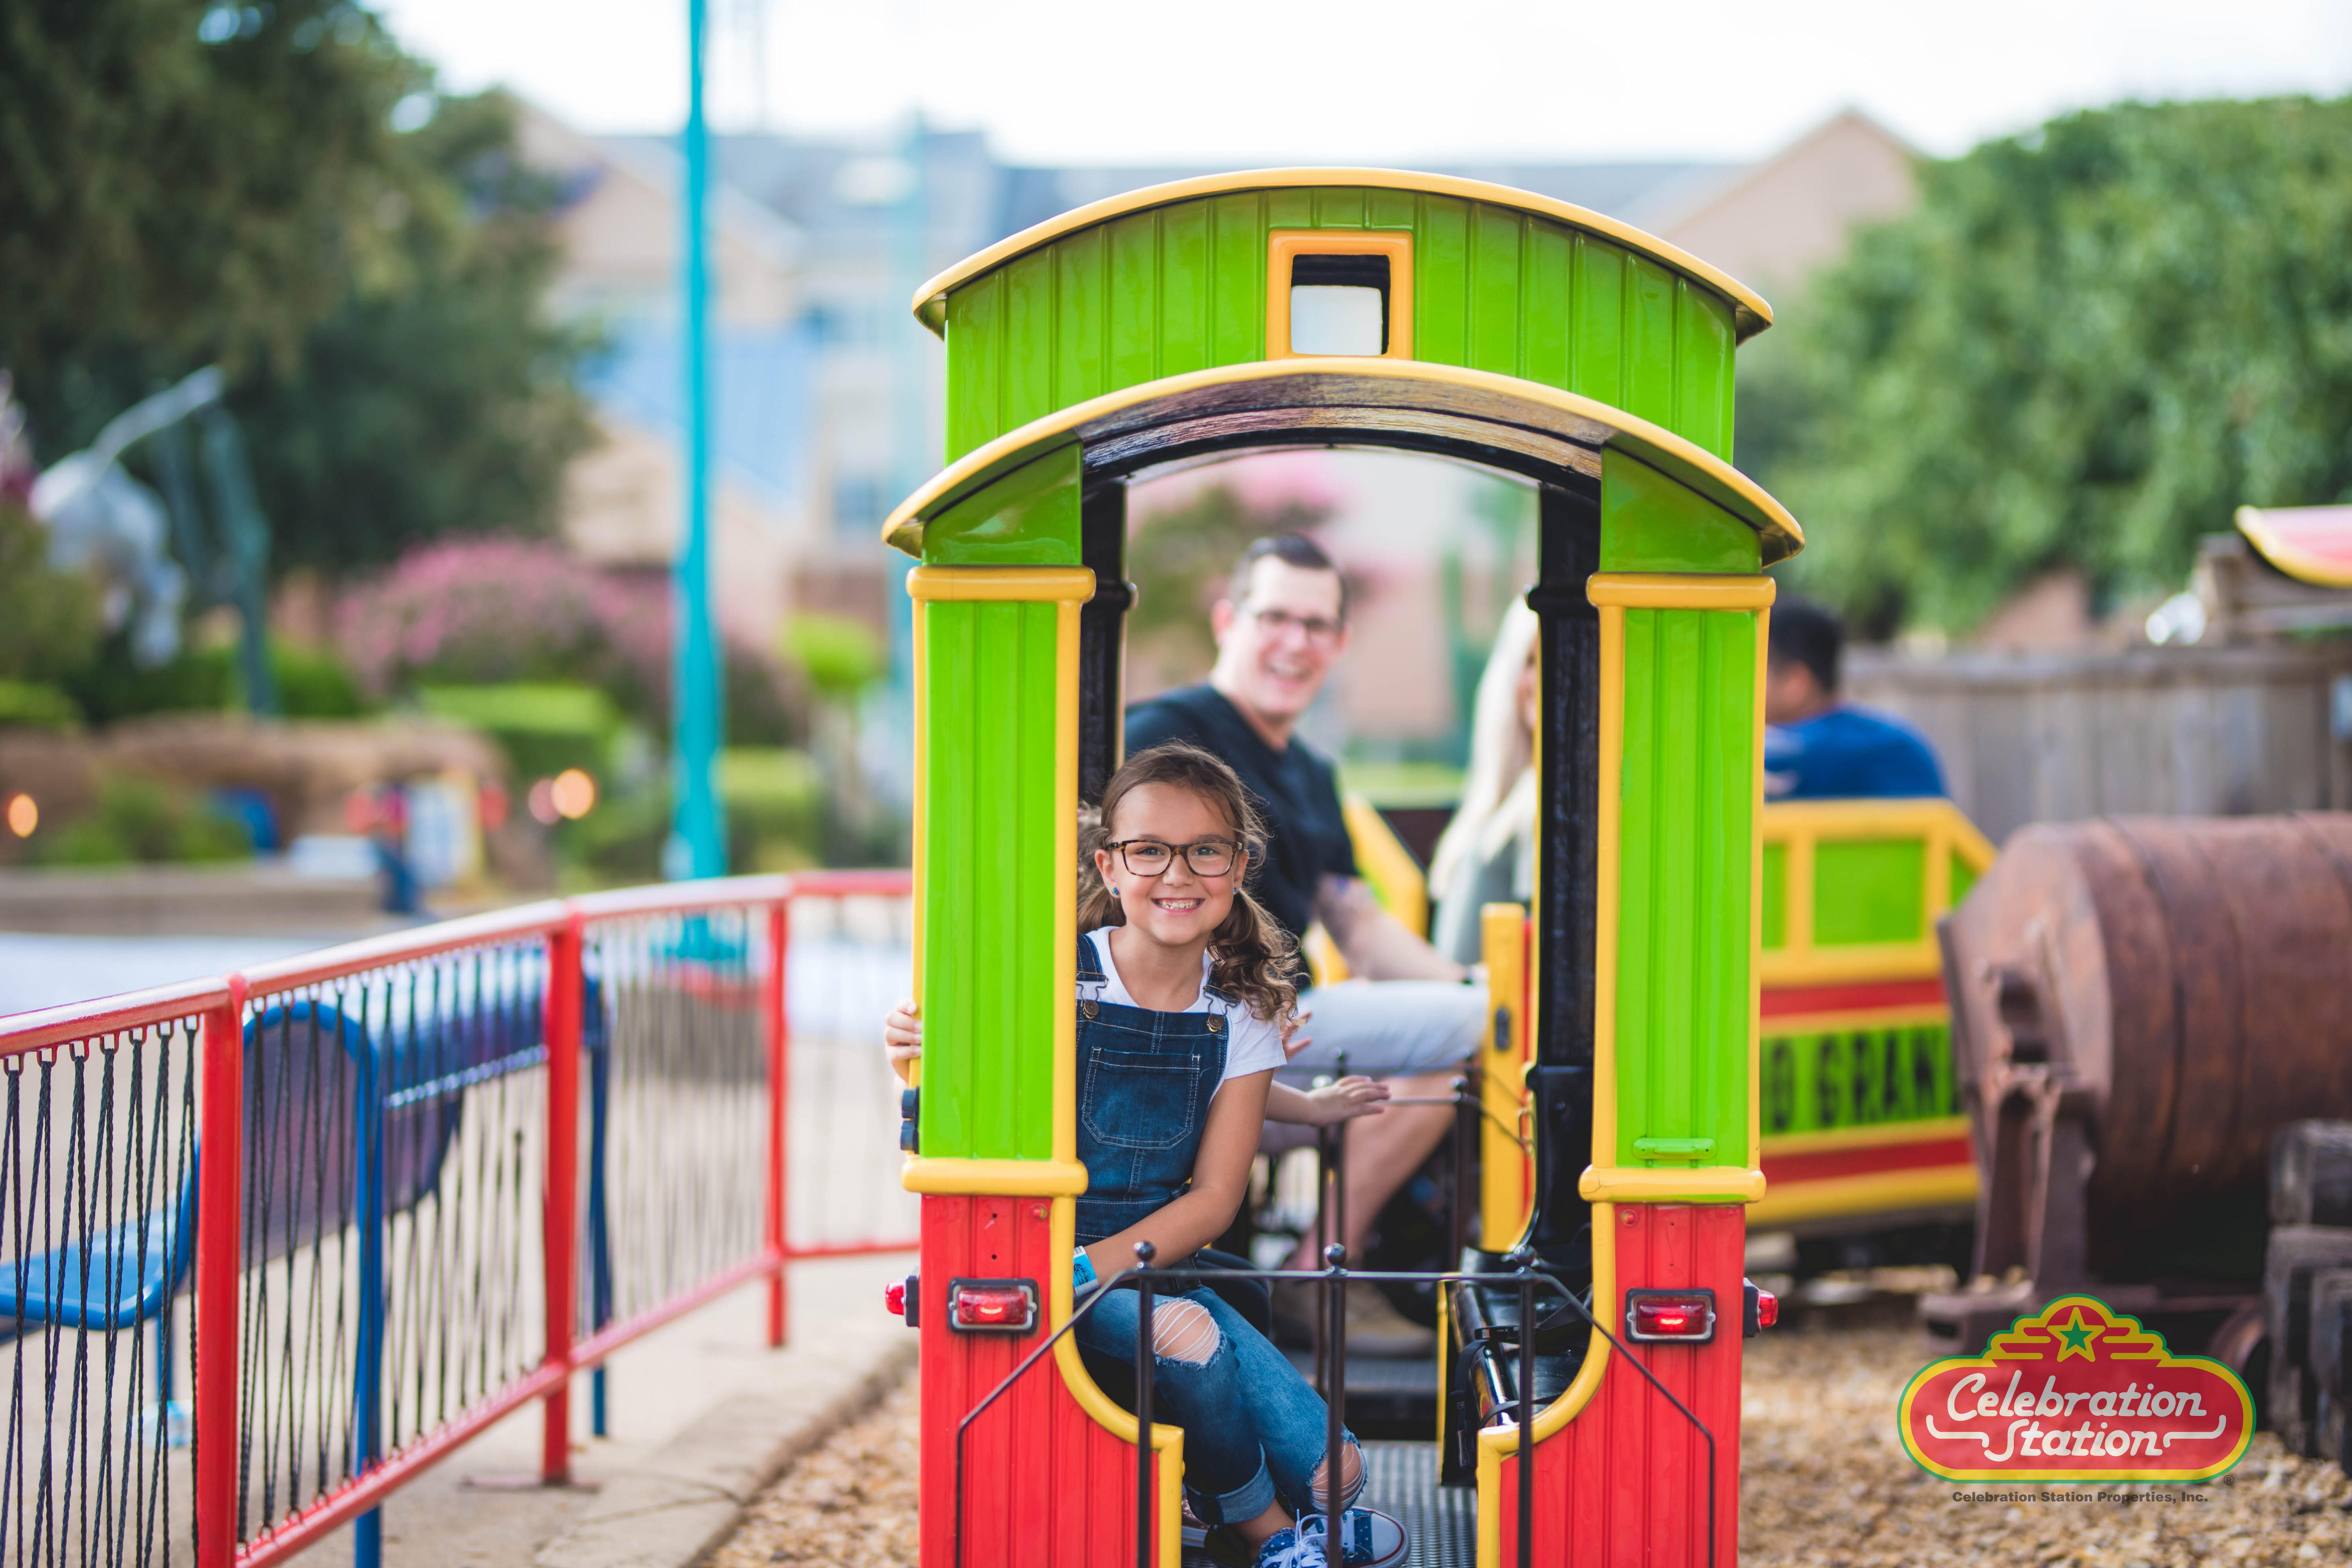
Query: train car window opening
[[1266, 229, 1413, 359], [1289, 253, 1390, 355]]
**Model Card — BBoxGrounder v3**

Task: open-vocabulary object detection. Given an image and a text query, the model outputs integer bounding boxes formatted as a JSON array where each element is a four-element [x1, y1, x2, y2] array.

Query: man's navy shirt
[[1763, 704, 1946, 800], [1123, 684, 1358, 948]]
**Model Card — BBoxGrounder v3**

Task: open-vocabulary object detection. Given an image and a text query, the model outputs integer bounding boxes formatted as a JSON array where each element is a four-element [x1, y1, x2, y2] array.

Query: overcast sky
[[377, 0, 2352, 165]]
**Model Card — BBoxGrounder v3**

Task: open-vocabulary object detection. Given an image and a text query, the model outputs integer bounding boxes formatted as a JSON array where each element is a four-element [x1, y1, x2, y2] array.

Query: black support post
[[1079, 483, 1132, 807], [1524, 479, 1602, 1266]]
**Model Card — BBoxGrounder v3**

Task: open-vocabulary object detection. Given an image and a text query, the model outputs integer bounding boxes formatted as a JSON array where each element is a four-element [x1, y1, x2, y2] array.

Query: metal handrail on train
[[949, 1253, 1717, 1568], [947, 1078, 1718, 1568]]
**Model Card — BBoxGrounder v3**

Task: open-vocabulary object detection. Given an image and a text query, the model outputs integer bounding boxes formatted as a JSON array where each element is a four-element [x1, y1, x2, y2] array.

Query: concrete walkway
[[279, 1252, 918, 1568]]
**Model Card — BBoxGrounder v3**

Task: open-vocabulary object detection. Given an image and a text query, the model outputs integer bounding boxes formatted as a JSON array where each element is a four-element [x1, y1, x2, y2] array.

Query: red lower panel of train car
[[919, 1193, 1173, 1567], [1493, 1204, 1745, 1568]]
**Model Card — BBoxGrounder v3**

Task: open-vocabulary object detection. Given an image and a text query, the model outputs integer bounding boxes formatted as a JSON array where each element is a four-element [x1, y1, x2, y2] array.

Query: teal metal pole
[[670, 0, 726, 879]]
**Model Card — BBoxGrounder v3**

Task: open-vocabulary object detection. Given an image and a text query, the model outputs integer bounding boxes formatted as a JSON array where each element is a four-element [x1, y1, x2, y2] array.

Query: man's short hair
[[1768, 595, 1844, 694], [1230, 533, 1348, 622]]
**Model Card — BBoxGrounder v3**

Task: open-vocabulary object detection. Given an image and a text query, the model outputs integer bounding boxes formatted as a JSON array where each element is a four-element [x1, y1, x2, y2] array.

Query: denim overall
[[1073, 930, 1229, 1246], [1068, 930, 1359, 1530]]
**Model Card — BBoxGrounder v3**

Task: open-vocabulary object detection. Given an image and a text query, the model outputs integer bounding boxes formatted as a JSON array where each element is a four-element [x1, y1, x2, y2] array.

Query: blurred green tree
[[0, 501, 103, 685], [230, 91, 600, 574], [0, 2, 595, 575], [1739, 96, 2352, 638]]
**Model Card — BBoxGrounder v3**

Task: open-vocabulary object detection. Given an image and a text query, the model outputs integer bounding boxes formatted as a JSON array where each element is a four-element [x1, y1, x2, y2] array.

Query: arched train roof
[[911, 167, 1775, 344]]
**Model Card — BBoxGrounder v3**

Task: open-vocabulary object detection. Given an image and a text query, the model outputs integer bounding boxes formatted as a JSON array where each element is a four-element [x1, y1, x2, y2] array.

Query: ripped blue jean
[[1075, 1281, 1363, 1526]]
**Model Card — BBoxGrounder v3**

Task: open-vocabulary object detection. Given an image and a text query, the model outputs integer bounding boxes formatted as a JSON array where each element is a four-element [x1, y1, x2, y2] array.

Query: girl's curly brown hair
[[1076, 742, 1299, 1027]]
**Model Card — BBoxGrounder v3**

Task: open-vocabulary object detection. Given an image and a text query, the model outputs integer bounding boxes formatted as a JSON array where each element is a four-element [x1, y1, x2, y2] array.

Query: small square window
[[1267, 230, 1412, 361], [1288, 254, 1389, 356]]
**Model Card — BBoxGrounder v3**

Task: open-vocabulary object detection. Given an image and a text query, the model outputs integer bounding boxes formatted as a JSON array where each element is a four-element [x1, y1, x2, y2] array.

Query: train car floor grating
[[1181, 1442, 1474, 1568]]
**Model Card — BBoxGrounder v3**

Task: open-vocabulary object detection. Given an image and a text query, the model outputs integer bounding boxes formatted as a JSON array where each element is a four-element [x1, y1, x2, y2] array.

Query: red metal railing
[[0, 871, 915, 1568]]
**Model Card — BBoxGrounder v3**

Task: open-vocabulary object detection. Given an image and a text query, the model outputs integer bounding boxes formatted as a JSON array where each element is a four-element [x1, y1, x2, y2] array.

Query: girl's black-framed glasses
[[1103, 838, 1238, 877]]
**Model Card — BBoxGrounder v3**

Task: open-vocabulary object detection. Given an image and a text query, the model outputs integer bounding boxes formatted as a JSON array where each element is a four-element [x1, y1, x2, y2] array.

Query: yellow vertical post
[[1478, 904, 1532, 1248]]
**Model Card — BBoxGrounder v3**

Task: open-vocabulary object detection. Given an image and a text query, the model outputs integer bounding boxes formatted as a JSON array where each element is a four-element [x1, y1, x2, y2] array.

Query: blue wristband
[[1072, 1250, 1098, 1292]]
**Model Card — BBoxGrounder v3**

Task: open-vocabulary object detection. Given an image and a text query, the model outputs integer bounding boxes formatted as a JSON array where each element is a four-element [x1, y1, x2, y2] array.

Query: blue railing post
[[353, 1013, 387, 1568]]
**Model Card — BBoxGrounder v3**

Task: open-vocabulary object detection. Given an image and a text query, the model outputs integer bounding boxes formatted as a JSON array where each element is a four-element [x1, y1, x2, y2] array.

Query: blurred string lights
[[529, 768, 599, 825]]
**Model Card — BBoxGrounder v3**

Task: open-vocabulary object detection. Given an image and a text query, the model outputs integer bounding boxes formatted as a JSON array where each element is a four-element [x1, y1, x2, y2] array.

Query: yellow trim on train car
[[1266, 229, 1415, 361], [1590, 601, 1624, 1191], [1472, 1202, 1619, 1568], [1479, 904, 1532, 1247], [882, 360, 1804, 566], [1757, 799, 1996, 987], [898, 565, 1093, 1189], [1747, 1163, 1978, 1229], [1584, 572, 1777, 610], [910, 167, 1773, 343], [1578, 1165, 1767, 1203], [1434, 1284, 1452, 1477], [1056, 594, 1080, 1166], [901, 1158, 1090, 1196], [905, 564, 1100, 603], [1047, 1198, 1185, 1563], [1751, 601, 1769, 1169], [1584, 572, 1773, 1202], [1763, 945, 1950, 984]]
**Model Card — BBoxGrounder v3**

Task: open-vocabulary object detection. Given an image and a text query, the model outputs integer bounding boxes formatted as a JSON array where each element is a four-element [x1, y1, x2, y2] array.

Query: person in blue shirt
[[1763, 597, 1947, 800]]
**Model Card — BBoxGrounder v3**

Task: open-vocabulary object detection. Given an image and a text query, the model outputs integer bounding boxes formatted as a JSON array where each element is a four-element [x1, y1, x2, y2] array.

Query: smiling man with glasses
[[1126, 534, 1484, 1356]]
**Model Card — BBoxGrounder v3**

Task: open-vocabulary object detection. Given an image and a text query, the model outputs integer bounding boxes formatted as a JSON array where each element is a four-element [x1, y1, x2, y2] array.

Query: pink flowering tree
[[339, 537, 801, 739]]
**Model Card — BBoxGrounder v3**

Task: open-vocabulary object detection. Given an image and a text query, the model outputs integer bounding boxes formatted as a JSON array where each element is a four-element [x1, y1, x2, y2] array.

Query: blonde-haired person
[[1428, 600, 1541, 967]]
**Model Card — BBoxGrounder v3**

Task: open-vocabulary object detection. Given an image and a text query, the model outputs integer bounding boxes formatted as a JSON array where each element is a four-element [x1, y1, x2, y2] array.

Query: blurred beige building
[[514, 104, 811, 647], [1651, 109, 1916, 297], [517, 105, 1918, 755]]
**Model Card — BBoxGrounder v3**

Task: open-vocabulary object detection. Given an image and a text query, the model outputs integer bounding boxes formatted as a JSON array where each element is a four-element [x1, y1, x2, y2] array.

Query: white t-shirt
[[1080, 927, 1287, 1096]]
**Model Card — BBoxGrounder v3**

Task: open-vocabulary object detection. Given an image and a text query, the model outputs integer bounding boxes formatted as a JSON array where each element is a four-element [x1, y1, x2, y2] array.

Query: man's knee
[[1151, 1300, 1219, 1365]]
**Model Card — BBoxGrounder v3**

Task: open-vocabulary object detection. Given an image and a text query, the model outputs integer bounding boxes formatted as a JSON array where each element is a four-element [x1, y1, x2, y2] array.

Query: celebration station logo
[[1897, 1295, 2253, 1483]]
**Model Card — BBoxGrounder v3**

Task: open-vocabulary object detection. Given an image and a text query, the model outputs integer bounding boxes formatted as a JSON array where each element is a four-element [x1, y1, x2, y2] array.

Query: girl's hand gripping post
[[884, 998, 922, 1084]]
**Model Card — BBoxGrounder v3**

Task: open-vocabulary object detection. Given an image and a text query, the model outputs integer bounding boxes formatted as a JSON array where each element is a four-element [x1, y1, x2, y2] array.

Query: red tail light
[[947, 1278, 1038, 1334], [1756, 1287, 1779, 1328], [1625, 1288, 1717, 1343]]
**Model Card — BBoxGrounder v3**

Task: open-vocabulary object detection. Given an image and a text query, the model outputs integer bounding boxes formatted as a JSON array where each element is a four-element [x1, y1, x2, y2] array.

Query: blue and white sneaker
[[1299, 1506, 1409, 1568], [1252, 1526, 1330, 1568]]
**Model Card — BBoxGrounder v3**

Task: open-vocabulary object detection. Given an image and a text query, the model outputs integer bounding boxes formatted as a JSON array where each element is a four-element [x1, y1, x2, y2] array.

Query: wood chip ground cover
[[1744, 1320, 2352, 1567], [717, 1323, 2352, 1565], [708, 1374, 920, 1568]]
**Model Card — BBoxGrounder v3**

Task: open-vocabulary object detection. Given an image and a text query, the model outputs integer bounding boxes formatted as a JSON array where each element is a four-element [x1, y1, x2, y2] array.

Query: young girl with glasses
[[884, 742, 1406, 1568]]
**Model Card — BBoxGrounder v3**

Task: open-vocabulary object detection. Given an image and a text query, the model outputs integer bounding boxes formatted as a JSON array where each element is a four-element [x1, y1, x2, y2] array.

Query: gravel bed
[[711, 1316, 2352, 1567], [1743, 1317, 2352, 1566], [708, 1374, 920, 1568]]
